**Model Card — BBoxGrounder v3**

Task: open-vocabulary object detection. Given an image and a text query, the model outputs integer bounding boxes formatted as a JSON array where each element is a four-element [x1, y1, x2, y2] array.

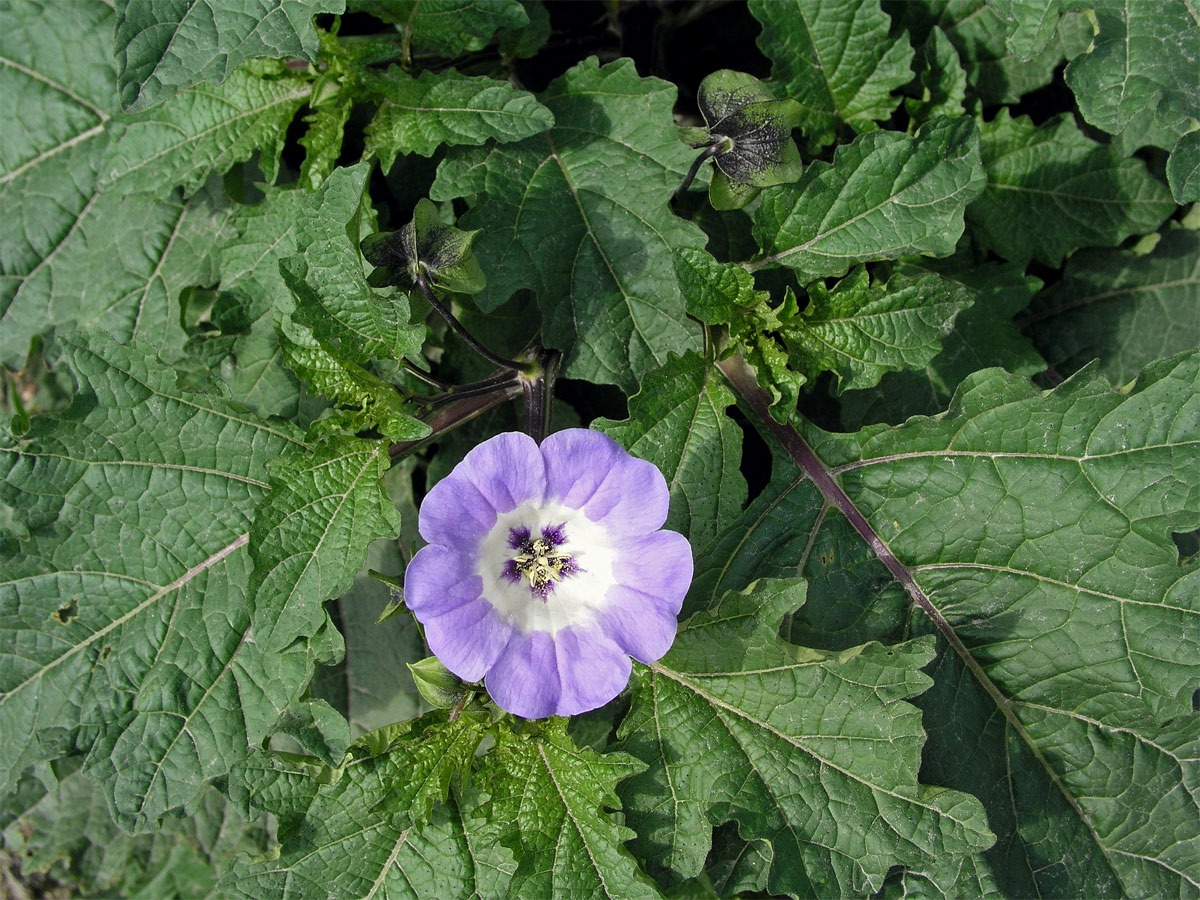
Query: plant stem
[[415, 274, 528, 373], [421, 372, 522, 410], [519, 345, 560, 444], [673, 144, 721, 203], [402, 361, 452, 391], [388, 373, 524, 461]]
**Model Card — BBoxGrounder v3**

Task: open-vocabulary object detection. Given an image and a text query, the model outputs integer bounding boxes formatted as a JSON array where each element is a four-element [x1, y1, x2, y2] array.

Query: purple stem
[[715, 353, 1092, 821]]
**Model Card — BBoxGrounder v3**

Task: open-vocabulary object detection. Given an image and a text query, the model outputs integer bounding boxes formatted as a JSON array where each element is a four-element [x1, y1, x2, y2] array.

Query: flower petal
[[485, 630, 560, 718], [601, 530, 692, 661], [611, 529, 693, 612], [424, 598, 514, 683], [404, 544, 480, 618], [540, 429, 668, 535], [600, 588, 679, 663], [553, 626, 632, 716], [419, 432, 545, 548], [484, 626, 632, 718]]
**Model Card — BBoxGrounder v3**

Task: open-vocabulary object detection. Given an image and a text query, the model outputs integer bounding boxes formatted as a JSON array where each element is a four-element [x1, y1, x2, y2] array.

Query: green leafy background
[[2, 1, 1196, 898]]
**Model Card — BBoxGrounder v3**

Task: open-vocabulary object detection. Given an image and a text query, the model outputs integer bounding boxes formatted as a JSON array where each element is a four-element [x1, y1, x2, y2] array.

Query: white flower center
[[475, 501, 616, 635]]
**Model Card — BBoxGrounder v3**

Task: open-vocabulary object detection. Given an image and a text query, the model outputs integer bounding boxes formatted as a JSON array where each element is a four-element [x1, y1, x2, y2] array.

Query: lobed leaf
[[711, 353, 1200, 897], [1026, 227, 1200, 386], [1065, 0, 1200, 185], [222, 715, 511, 899], [0, 333, 322, 831], [887, 0, 1093, 106], [101, 64, 310, 199], [3, 767, 266, 898], [748, 0, 914, 146], [279, 318, 429, 442], [617, 579, 995, 897], [906, 27, 968, 125], [966, 111, 1174, 266], [365, 67, 553, 165], [363, 0, 529, 58], [114, 0, 341, 111], [782, 266, 974, 394], [594, 352, 747, 550], [247, 435, 415, 683], [840, 256, 1044, 427], [750, 117, 984, 281], [278, 164, 426, 365], [1167, 130, 1200, 204], [0, 0, 234, 370], [431, 57, 707, 392], [481, 719, 661, 900]]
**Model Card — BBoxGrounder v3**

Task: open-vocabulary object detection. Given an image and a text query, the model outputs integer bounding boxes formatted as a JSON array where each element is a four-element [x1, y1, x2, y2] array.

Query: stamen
[[504, 525, 578, 599]]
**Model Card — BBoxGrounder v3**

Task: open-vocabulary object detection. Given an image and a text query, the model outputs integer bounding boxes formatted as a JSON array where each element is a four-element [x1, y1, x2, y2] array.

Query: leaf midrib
[[0, 533, 249, 712], [715, 353, 1129, 890]]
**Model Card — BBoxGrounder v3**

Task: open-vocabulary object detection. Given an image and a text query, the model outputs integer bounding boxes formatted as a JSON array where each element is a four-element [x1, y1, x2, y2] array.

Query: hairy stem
[[415, 273, 528, 372]]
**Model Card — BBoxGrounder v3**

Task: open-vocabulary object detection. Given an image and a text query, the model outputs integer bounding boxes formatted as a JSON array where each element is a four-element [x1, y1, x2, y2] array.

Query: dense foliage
[[1, 1, 1197, 898]]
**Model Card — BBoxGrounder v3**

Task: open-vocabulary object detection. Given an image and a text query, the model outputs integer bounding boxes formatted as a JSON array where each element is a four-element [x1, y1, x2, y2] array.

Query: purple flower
[[404, 429, 693, 718]]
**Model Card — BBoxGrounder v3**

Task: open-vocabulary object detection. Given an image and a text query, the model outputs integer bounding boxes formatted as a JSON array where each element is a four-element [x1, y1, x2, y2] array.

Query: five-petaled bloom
[[404, 429, 693, 718]]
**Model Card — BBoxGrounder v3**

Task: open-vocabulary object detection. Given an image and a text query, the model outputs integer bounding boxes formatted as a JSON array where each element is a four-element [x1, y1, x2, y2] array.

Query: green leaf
[[673, 246, 767, 326], [279, 318, 428, 442], [185, 290, 301, 418], [1167, 129, 1200, 203], [1065, 0, 1200, 167], [312, 523, 429, 736], [299, 99, 353, 192], [497, 0, 551, 59], [113, 0, 341, 111], [616, 579, 994, 897], [3, 768, 267, 898], [987, 0, 1067, 60], [279, 164, 426, 364], [3, 180, 236, 371], [222, 715, 512, 899], [365, 67, 553, 165], [887, 0, 1093, 106], [0, 0, 115, 312], [210, 167, 418, 412], [966, 111, 1175, 266], [0, 333, 321, 831], [906, 27, 967, 126], [368, 0, 529, 58], [431, 57, 707, 393], [1026, 227, 1200, 386], [693, 351, 1200, 896], [247, 436, 410, 676], [839, 257, 1044, 427], [102, 64, 310, 199], [782, 266, 974, 393], [748, 0, 915, 146], [1, 0, 235, 370], [750, 117, 984, 281], [795, 356, 1200, 897], [673, 248, 805, 416], [594, 352, 747, 550], [481, 719, 661, 900]]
